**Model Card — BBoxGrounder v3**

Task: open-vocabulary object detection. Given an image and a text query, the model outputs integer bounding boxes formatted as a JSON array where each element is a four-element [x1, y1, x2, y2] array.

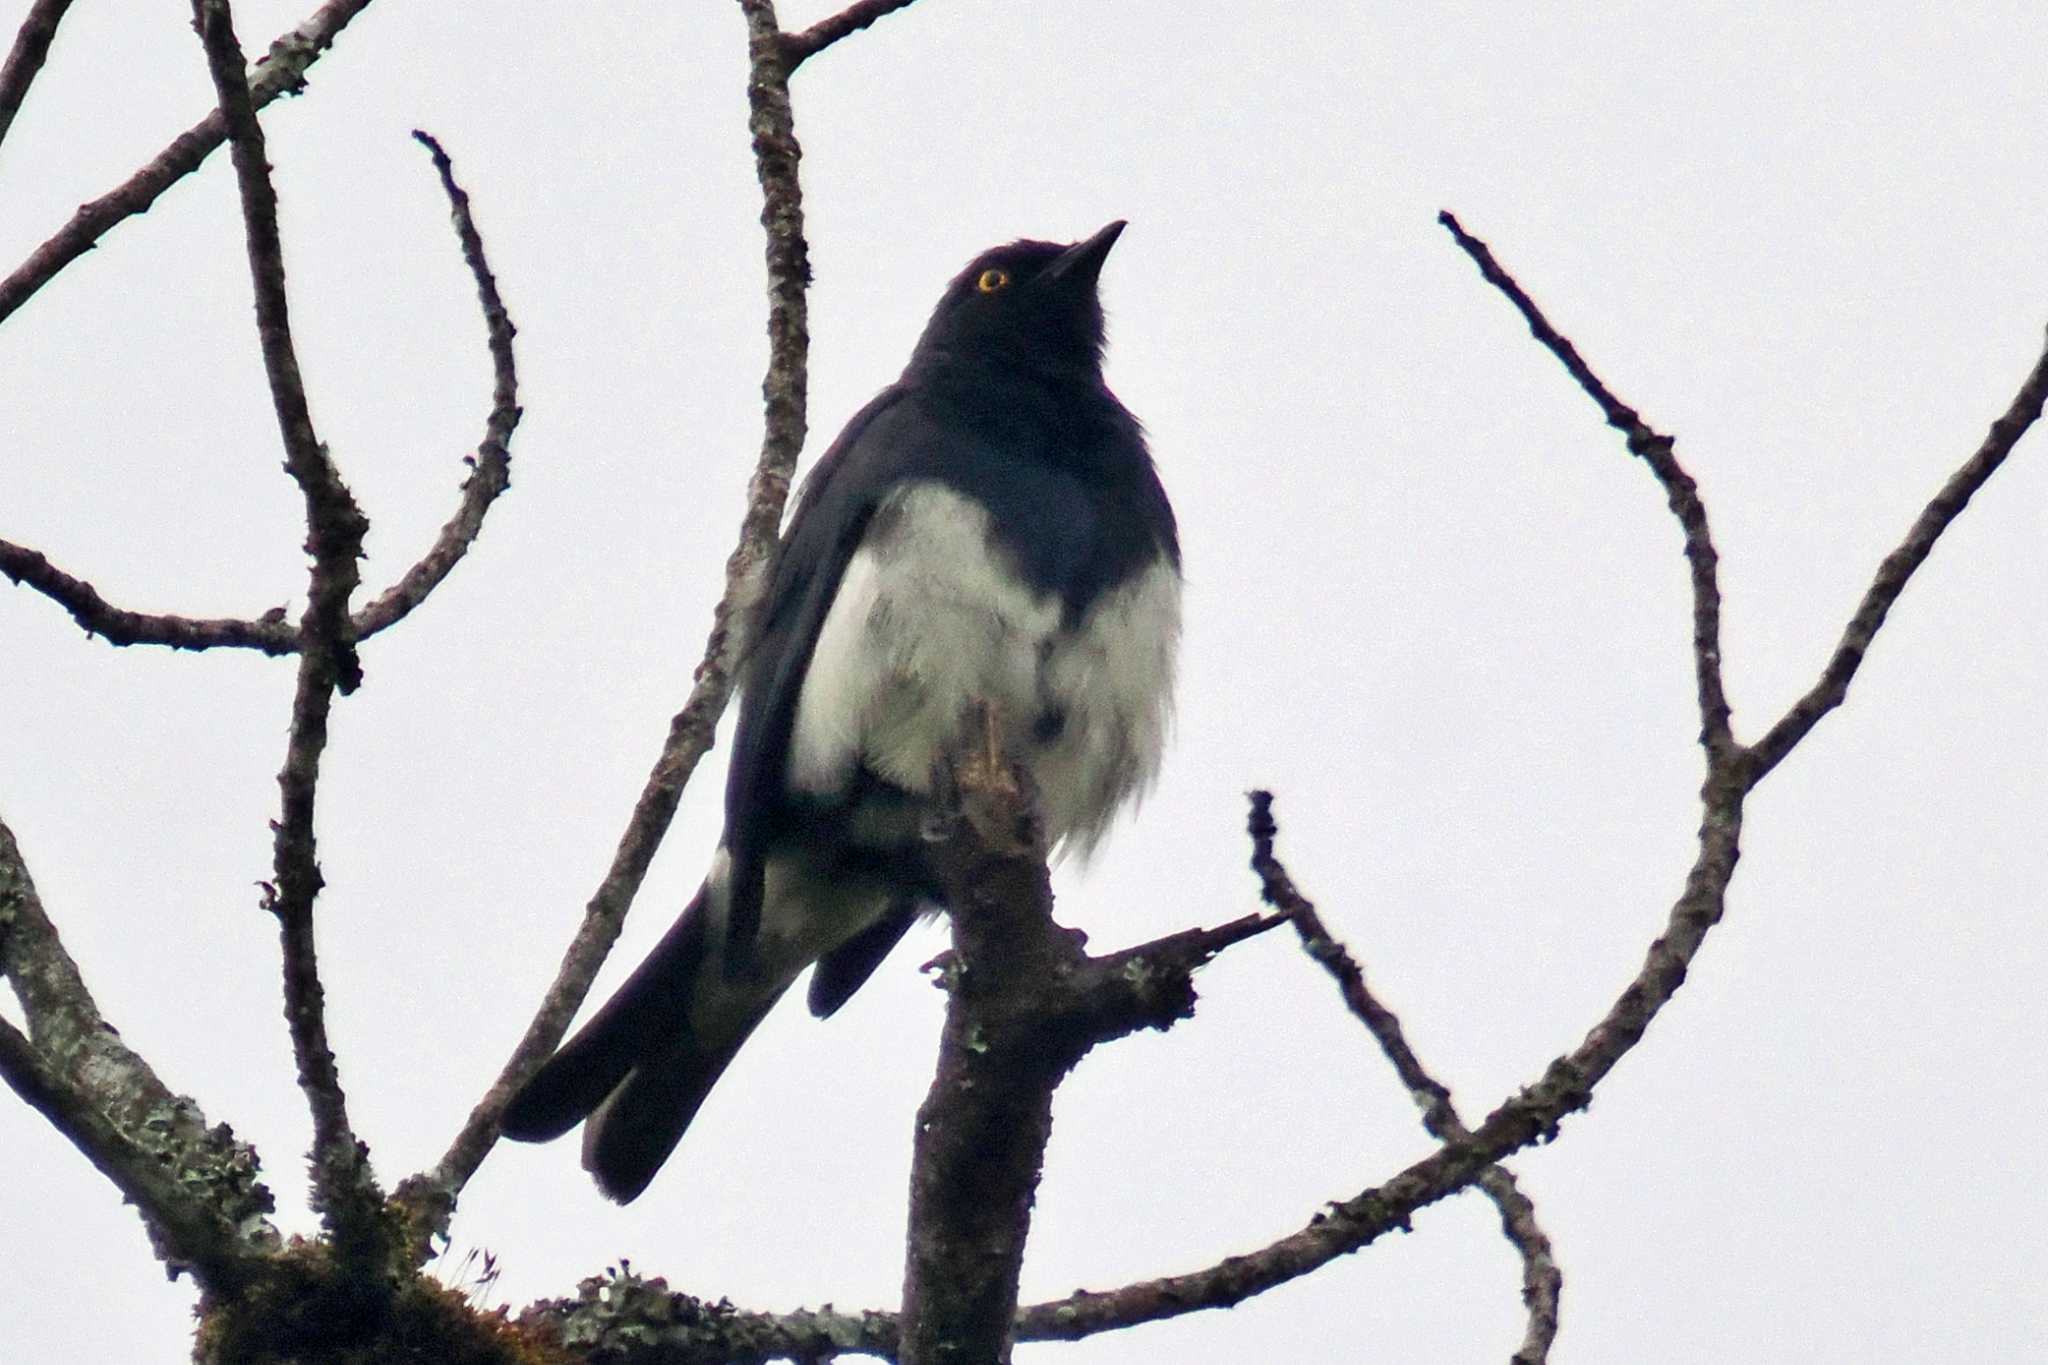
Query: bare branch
[[398, 0, 819, 1235], [1010, 236, 1765, 1341], [1, 814, 277, 1290], [2, 135, 512, 660], [1248, 791, 1560, 1364], [193, 0, 381, 1251], [780, 0, 923, 70], [1248, 793, 1457, 1127], [0, 0, 74, 153], [1438, 210, 1735, 764], [2, 0, 376, 324], [0, 539, 298, 652], [349, 131, 521, 642], [1488, 1167, 1562, 1365], [1748, 327, 2048, 779]]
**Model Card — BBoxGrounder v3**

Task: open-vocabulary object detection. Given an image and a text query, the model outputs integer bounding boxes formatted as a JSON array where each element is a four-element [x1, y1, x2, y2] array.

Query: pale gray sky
[[4, 2, 2046, 1361]]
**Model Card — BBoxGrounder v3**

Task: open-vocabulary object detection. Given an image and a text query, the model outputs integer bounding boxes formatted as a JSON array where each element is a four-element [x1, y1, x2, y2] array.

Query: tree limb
[[780, 0, 923, 70], [0, 815, 277, 1292], [2, 135, 513, 661], [0, 0, 377, 326], [0, 540, 299, 652], [349, 132, 521, 642], [0, 0, 74, 154], [1437, 210, 1735, 764], [519, 1263, 901, 1363], [1747, 328, 2048, 778], [0, 1019, 269, 1295], [901, 748, 1064, 1365], [1248, 790, 1559, 1364], [193, 0, 382, 1255], [900, 724, 1287, 1363]]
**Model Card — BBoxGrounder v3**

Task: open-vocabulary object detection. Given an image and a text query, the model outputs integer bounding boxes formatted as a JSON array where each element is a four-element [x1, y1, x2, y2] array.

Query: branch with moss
[[0, 816, 277, 1292]]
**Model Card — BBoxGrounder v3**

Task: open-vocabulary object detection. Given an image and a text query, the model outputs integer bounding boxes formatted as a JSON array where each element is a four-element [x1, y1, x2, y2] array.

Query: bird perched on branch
[[500, 222, 1180, 1202]]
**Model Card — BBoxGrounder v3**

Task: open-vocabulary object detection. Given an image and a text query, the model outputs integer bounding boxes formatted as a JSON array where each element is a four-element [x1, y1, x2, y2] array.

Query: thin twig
[[1748, 327, 2048, 779], [0, 539, 297, 652], [1438, 210, 1735, 763], [780, 0, 923, 70], [0, 815, 277, 1290], [193, 0, 380, 1252], [1486, 1167, 1562, 1365], [1248, 791, 1560, 1364], [0, 0, 74, 153], [349, 132, 520, 641], [398, 0, 820, 1236], [0, 0, 376, 326]]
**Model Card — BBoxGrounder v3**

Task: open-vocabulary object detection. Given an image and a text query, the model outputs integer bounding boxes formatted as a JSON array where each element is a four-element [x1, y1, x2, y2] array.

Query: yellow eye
[[976, 267, 1011, 294]]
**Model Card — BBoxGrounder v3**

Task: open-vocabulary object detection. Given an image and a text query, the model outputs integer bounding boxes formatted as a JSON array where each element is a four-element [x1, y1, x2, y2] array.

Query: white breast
[[787, 480, 1179, 853]]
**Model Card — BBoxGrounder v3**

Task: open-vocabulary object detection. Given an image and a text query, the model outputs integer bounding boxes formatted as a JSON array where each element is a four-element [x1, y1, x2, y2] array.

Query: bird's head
[[907, 221, 1126, 379]]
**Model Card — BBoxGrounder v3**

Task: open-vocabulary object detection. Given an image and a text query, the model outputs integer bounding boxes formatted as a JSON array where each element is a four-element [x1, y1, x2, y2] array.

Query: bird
[[499, 222, 1180, 1202]]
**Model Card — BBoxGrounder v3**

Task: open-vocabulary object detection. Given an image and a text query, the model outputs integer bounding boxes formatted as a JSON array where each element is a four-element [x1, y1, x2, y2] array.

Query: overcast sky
[[4, 2, 2047, 1361]]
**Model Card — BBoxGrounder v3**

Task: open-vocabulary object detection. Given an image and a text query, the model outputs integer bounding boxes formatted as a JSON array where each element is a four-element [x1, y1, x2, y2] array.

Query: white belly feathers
[[787, 481, 1179, 855]]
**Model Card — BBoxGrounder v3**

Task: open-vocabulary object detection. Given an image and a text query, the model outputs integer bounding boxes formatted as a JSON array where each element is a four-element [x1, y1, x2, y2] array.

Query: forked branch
[[2, 129, 517, 661], [193, 0, 380, 1253], [1249, 791, 1560, 1365], [1747, 333, 2048, 777]]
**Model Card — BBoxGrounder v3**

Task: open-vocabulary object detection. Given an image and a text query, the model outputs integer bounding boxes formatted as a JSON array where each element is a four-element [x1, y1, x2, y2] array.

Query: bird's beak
[[1044, 220, 1127, 290]]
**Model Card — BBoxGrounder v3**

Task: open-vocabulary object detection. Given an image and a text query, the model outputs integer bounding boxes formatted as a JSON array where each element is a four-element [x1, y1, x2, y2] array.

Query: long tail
[[498, 881, 789, 1203]]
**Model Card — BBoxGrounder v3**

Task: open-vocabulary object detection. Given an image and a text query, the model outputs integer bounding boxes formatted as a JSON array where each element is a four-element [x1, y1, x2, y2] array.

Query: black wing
[[721, 387, 906, 957]]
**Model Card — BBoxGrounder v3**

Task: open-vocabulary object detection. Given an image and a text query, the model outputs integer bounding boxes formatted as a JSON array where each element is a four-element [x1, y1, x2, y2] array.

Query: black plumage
[[501, 222, 1180, 1202]]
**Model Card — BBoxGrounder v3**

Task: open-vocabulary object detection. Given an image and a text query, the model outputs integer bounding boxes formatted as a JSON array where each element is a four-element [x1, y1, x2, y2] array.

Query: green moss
[[194, 1241, 569, 1365]]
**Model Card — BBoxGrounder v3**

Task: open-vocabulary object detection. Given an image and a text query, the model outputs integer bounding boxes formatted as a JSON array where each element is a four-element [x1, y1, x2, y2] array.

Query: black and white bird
[[500, 222, 1180, 1202]]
